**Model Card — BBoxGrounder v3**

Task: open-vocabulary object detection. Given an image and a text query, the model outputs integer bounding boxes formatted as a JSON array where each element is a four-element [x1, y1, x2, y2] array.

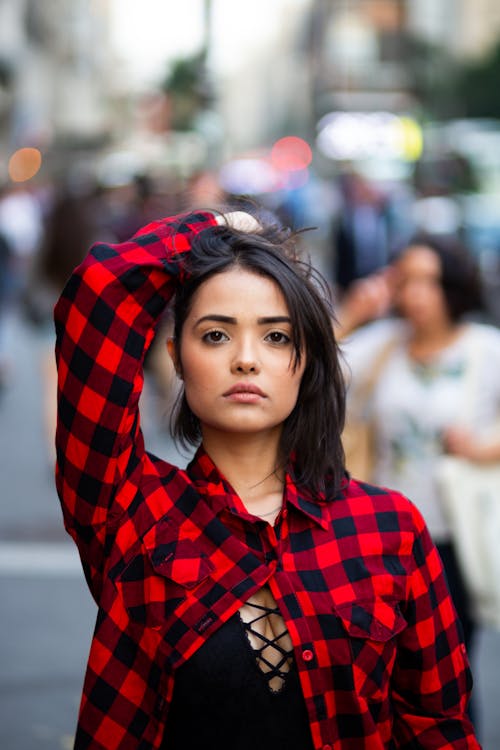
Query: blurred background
[[1, 1, 500, 748]]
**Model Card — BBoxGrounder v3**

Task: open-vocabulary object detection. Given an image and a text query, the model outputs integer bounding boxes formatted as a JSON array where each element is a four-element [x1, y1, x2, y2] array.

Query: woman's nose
[[231, 341, 261, 374]]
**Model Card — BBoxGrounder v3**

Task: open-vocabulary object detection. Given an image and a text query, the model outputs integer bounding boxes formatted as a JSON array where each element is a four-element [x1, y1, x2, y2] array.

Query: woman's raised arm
[[54, 211, 217, 599]]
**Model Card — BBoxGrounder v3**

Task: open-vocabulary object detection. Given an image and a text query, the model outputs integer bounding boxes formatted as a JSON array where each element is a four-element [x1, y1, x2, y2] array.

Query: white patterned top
[[341, 319, 500, 541]]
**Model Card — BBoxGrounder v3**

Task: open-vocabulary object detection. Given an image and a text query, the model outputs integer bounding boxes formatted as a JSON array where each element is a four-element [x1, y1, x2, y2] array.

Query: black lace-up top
[[163, 597, 314, 750], [239, 598, 292, 693]]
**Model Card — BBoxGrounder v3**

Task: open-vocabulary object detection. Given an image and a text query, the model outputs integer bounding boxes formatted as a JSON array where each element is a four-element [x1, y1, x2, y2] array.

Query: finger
[[216, 211, 261, 232]]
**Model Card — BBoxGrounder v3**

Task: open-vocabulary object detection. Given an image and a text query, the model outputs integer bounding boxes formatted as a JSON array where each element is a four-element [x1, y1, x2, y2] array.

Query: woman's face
[[394, 245, 451, 329], [170, 267, 306, 441]]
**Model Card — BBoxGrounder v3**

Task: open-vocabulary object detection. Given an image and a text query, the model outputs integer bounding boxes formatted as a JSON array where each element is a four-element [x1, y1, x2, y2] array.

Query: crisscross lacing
[[239, 595, 293, 693]]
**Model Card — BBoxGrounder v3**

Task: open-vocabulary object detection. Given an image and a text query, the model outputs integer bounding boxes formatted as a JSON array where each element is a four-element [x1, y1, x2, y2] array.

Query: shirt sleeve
[[54, 211, 217, 599], [391, 504, 480, 748]]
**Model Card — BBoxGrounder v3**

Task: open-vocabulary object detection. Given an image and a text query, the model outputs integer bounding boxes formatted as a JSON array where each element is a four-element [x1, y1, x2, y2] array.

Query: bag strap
[[455, 326, 481, 427], [350, 335, 399, 414]]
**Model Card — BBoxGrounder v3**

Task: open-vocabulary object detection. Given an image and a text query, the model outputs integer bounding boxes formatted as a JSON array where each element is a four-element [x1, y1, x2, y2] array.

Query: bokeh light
[[271, 136, 312, 172], [218, 157, 280, 194], [282, 168, 310, 190], [8, 147, 42, 182]]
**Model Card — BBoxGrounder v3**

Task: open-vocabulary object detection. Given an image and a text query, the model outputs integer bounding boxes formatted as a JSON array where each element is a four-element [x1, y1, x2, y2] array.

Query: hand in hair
[[335, 267, 396, 338], [216, 211, 261, 233]]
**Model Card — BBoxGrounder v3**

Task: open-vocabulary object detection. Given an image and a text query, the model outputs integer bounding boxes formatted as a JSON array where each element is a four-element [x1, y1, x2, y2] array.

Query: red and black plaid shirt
[[54, 212, 480, 750]]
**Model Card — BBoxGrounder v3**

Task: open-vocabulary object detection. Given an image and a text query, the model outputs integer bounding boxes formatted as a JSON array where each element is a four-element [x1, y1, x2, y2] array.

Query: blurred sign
[[316, 111, 422, 162]]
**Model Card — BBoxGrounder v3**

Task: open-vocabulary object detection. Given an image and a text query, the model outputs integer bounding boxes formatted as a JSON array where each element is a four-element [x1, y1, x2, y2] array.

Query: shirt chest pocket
[[113, 519, 215, 630], [334, 599, 407, 702]]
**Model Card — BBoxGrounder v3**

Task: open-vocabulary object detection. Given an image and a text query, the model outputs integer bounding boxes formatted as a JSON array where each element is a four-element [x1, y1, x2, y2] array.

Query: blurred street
[[0, 308, 186, 750], [0, 309, 499, 750]]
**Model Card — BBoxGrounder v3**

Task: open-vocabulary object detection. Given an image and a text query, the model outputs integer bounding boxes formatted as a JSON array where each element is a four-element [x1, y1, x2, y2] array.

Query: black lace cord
[[240, 602, 293, 687]]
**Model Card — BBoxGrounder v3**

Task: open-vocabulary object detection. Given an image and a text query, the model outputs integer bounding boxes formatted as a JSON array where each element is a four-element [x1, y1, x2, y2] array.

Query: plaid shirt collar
[[186, 445, 333, 530]]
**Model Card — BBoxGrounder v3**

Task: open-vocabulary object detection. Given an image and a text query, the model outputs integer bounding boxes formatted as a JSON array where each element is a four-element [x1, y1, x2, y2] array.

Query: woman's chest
[[108, 503, 410, 672], [372, 350, 468, 432]]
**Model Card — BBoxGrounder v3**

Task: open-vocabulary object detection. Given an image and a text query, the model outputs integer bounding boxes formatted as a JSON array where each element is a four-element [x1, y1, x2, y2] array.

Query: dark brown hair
[[170, 208, 346, 497]]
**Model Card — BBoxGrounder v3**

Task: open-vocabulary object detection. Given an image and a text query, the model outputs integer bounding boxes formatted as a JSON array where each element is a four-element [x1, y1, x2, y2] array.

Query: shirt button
[[302, 648, 314, 662], [322, 744, 332, 750]]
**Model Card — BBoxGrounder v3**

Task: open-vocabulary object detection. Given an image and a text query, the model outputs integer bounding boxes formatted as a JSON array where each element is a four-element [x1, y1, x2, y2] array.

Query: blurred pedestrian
[[0, 183, 43, 303], [55, 208, 479, 749], [330, 168, 392, 290], [28, 178, 102, 464], [0, 183, 44, 394], [338, 232, 500, 671]]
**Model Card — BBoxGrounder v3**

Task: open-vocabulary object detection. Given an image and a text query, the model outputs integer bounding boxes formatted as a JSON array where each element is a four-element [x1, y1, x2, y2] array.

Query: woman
[[339, 232, 500, 657], [55, 210, 480, 749]]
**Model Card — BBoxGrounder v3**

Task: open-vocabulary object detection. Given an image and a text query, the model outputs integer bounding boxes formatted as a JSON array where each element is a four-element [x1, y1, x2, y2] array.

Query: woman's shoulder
[[464, 320, 500, 345], [343, 474, 410, 505], [340, 317, 407, 371], [333, 476, 426, 534], [342, 317, 406, 347], [457, 321, 500, 364]]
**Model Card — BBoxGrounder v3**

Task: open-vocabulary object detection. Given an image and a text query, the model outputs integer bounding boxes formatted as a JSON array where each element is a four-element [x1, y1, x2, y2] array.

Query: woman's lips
[[223, 383, 267, 403], [224, 391, 264, 403]]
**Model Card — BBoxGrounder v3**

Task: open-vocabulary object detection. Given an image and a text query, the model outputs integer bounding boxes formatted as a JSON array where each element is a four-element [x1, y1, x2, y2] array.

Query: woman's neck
[[408, 320, 463, 359], [201, 428, 285, 511]]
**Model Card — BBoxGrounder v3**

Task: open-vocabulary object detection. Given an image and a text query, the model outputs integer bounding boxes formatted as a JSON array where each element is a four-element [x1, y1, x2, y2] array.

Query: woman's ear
[[166, 338, 182, 379]]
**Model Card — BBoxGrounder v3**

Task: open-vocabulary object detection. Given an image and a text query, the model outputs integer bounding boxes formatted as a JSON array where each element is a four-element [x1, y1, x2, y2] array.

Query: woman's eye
[[203, 330, 229, 344], [265, 331, 291, 344]]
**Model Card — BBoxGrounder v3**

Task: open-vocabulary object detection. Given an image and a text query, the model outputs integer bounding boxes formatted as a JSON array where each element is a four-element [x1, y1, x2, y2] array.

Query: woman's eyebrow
[[194, 315, 292, 326], [257, 316, 291, 325], [194, 314, 237, 327]]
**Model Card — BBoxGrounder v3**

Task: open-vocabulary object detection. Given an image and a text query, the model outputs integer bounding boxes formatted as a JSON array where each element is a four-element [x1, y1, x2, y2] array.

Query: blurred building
[[308, 0, 410, 115], [207, 0, 313, 154], [308, 0, 500, 120], [2, 0, 500, 180], [200, 0, 500, 154], [408, 0, 500, 59], [0, 0, 113, 175]]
